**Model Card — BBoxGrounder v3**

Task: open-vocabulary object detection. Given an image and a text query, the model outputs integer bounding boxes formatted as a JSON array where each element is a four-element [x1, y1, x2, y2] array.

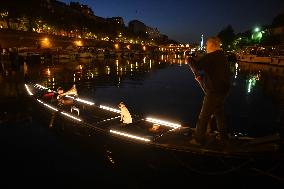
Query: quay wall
[[0, 29, 113, 49]]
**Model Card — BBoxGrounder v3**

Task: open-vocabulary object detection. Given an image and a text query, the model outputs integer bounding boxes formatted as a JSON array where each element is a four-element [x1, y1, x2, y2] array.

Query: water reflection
[[230, 61, 284, 135], [1, 55, 283, 135]]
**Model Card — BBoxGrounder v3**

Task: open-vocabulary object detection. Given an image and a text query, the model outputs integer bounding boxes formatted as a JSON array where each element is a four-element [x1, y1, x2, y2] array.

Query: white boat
[[236, 46, 284, 66], [237, 54, 284, 66]]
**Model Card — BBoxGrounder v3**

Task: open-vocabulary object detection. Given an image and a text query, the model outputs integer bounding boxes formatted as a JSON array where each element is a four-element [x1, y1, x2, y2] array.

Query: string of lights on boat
[[25, 83, 183, 142]]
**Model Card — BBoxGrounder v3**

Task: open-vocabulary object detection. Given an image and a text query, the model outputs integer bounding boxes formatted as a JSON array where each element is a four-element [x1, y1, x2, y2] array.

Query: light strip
[[145, 117, 181, 129], [99, 105, 121, 113], [98, 116, 121, 123], [110, 130, 150, 142], [37, 99, 43, 104], [61, 112, 82, 122], [25, 84, 33, 95], [35, 84, 48, 90], [36, 99, 58, 111], [66, 95, 95, 106], [43, 103, 58, 112]]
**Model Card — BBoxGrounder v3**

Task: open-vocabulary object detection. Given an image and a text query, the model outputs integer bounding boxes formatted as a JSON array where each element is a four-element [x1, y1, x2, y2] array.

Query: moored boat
[[236, 46, 284, 66]]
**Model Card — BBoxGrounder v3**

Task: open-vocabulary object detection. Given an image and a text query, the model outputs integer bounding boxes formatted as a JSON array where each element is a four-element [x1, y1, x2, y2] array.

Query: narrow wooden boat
[[24, 83, 282, 159]]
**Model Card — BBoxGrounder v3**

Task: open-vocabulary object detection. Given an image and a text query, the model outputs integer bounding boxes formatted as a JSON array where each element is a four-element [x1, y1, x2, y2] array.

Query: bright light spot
[[35, 84, 48, 90], [98, 116, 121, 123], [43, 103, 58, 112], [25, 84, 33, 95], [110, 130, 150, 142], [74, 40, 83, 46], [65, 95, 95, 106], [61, 112, 82, 122], [146, 117, 181, 129], [99, 105, 121, 113], [37, 99, 58, 112], [41, 37, 50, 48]]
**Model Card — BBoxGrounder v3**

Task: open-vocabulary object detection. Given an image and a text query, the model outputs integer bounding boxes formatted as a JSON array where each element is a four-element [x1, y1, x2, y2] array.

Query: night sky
[[61, 0, 284, 43]]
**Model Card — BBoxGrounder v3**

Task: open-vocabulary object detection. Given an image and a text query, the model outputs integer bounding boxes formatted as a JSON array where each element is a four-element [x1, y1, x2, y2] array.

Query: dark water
[[0, 56, 283, 187]]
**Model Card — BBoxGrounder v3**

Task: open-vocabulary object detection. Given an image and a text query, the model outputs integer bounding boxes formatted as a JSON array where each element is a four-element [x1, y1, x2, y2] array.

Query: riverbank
[[0, 29, 151, 50]]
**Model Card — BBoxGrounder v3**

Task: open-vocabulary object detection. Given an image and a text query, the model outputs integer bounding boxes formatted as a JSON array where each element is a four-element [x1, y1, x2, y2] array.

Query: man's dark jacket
[[190, 50, 231, 94]]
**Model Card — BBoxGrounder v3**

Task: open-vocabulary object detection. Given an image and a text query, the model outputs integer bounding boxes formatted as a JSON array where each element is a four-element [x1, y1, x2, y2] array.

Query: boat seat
[[71, 106, 80, 116]]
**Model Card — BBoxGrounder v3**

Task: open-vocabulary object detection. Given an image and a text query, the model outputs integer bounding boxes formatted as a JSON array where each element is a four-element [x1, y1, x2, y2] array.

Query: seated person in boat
[[57, 85, 78, 106], [118, 102, 132, 124], [42, 89, 55, 100]]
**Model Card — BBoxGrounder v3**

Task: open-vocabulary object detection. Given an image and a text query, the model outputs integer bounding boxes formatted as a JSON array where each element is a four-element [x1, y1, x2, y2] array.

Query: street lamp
[[254, 27, 260, 32], [252, 27, 263, 44]]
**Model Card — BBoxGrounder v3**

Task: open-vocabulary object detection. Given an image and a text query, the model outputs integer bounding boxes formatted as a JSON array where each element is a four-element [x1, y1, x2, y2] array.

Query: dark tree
[[217, 25, 236, 50], [272, 12, 284, 27]]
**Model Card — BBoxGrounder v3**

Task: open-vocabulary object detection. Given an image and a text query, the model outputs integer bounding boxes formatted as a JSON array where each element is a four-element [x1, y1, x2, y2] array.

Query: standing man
[[189, 37, 231, 145]]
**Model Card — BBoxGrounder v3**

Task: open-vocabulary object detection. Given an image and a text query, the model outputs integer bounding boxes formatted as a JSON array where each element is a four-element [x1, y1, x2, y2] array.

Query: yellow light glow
[[126, 45, 130, 50], [143, 46, 146, 51], [74, 40, 83, 46], [110, 130, 150, 142], [114, 44, 119, 50], [41, 37, 51, 48]]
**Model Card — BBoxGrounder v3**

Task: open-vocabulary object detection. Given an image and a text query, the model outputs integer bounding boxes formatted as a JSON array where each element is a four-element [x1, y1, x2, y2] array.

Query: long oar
[[188, 62, 205, 93]]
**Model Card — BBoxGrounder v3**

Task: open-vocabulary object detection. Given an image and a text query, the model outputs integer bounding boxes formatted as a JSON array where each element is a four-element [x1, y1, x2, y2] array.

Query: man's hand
[[195, 76, 202, 81]]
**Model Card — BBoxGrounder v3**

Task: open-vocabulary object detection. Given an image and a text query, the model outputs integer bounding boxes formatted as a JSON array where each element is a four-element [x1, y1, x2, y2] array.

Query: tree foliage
[[217, 25, 235, 50]]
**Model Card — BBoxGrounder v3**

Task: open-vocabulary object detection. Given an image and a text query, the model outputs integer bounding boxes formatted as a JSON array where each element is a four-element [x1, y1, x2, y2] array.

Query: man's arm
[[188, 56, 202, 78], [188, 55, 206, 92]]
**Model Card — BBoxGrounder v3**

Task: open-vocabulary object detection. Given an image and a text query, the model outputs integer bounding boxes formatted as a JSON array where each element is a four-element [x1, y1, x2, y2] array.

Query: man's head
[[206, 37, 221, 53], [57, 87, 64, 95]]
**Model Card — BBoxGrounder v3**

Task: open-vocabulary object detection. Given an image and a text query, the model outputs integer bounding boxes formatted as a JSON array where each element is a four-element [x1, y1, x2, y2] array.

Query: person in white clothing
[[118, 102, 132, 124]]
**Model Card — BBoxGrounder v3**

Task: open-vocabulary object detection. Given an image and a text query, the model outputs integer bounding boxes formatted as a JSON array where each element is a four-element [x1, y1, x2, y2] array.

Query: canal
[[0, 56, 283, 187]]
